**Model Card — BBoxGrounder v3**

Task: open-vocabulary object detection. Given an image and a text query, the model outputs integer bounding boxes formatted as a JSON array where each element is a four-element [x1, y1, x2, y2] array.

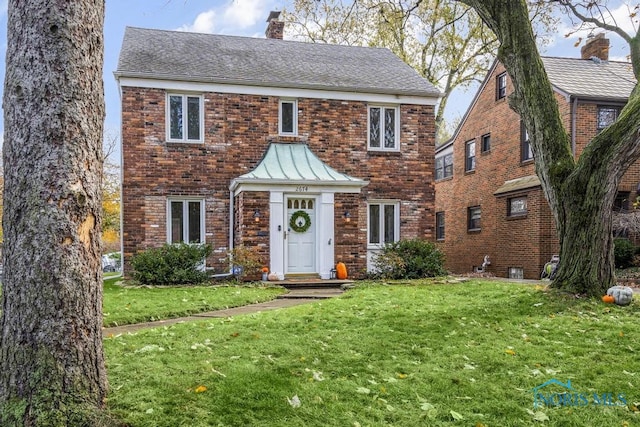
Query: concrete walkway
[[103, 288, 344, 336]]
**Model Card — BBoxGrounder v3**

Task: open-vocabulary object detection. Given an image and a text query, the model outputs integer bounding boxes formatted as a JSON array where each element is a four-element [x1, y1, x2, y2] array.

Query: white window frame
[[367, 105, 400, 151], [279, 99, 298, 136], [166, 198, 205, 244], [166, 93, 204, 143], [367, 200, 400, 247]]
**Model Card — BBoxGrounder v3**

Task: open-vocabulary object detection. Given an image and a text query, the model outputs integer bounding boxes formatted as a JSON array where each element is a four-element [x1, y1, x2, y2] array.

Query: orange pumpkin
[[336, 262, 348, 280], [602, 295, 615, 304]]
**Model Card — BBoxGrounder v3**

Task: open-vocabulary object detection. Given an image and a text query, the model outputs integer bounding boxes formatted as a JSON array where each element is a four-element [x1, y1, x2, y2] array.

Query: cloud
[[176, 10, 217, 34], [222, 0, 268, 30]]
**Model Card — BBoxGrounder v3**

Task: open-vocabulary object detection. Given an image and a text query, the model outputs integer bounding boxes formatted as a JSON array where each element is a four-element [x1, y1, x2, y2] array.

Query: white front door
[[286, 197, 316, 274]]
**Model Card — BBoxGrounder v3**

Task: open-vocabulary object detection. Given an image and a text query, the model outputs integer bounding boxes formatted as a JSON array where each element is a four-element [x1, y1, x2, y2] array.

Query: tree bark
[[0, 1, 109, 425], [460, 0, 640, 296]]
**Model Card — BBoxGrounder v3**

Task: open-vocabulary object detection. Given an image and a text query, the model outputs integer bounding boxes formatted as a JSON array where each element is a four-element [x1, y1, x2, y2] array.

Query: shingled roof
[[115, 27, 440, 98], [542, 56, 636, 102]]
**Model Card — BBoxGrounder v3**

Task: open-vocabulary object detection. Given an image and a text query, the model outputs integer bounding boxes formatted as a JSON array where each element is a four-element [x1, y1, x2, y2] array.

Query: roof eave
[[114, 71, 441, 99]]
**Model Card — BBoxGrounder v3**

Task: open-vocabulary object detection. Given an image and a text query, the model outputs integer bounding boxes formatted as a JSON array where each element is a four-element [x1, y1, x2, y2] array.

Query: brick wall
[[121, 87, 436, 276]]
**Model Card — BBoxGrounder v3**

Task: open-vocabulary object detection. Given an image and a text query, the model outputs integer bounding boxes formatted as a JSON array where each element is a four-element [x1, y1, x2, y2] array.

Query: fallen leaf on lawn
[[194, 385, 207, 393], [312, 371, 324, 381], [145, 408, 154, 414], [464, 364, 476, 370], [396, 373, 408, 379], [505, 349, 516, 356], [450, 410, 464, 420], [287, 395, 301, 408], [620, 331, 625, 337], [230, 332, 240, 337], [356, 387, 371, 394]]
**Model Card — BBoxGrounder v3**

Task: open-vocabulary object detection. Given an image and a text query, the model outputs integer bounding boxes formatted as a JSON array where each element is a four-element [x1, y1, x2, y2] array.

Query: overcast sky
[[0, 0, 634, 158]]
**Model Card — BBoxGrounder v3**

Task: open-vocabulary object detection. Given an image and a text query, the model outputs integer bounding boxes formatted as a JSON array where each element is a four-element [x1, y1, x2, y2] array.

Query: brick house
[[115, 12, 440, 279], [434, 34, 637, 279]]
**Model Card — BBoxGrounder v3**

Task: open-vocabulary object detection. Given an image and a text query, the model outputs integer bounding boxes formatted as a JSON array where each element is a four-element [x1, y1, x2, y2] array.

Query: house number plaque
[[295, 186, 309, 192]]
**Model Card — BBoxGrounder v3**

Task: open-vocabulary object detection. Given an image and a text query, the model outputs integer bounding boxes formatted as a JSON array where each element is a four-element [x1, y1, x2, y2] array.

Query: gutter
[[571, 96, 578, 156]]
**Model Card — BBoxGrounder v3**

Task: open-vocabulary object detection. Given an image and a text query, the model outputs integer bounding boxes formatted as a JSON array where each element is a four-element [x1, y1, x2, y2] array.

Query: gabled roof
[[115, 27, 440, 98], [230, 143, 368, 192], [437, 55, 637, 154], [542, 56, 636, 102]]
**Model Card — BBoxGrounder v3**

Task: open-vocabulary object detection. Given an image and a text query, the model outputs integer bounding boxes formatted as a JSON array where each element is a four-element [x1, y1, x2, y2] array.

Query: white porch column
[[318, 192, 335, 279], [269, 191, 285, 276]]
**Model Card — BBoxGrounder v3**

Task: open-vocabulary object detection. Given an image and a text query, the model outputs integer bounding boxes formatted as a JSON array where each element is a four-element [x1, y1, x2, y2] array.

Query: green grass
[[104, 280, 640, 426], [102, 277, 285, 327]]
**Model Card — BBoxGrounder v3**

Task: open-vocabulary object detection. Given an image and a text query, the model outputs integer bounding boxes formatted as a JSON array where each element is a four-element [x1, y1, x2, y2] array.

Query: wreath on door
[[290, 210, 311, 233]]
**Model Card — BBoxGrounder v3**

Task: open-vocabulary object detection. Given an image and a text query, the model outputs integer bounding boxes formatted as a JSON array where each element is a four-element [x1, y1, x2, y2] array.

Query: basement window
[[508, 267, 524, 279]]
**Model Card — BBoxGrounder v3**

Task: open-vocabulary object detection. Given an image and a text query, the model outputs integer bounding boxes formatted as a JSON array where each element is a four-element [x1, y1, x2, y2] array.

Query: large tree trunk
[[461, 0, 640, 296], [0, 1, 109, 425]]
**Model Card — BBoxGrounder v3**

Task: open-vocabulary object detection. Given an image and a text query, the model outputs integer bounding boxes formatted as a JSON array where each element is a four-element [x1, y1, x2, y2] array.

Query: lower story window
[[168, 199, 205, 244], [508, 196, 528, 217], [369, 202, 399, 245], [436, 211, 445, 240], [468, 206, 481, 231], [508, 267, 524, 279]]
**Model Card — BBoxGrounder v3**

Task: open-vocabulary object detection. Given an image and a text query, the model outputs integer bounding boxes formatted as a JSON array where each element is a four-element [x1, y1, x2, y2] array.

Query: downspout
[[571, 96, 578, 157]]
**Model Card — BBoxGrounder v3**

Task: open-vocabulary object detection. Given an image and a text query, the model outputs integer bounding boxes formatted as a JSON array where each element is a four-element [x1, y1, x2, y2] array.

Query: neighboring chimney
[[581, 33, 609, 61], [265, 11, 284, 40]]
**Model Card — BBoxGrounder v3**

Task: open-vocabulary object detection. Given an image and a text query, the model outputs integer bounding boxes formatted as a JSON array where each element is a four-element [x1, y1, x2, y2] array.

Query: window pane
[[436, 212, 445, 240], [187, 96, 200, 140], [509, 197, 527, 216], [384, 108, 396, 148], [598, 107, 618, 130], [188, 201, 202, 243], [435, 157, 444, 180], [369, 204, 380, 244], [466, 141, 475, 171], [384, 205, 395, 243], [281, 101, 294, 133], [369, 108, 381, 148], [482, 134, 491, 152], [444, 154, 453, 177], [170, 201, 184, 243], [169, 96, 183, 140]]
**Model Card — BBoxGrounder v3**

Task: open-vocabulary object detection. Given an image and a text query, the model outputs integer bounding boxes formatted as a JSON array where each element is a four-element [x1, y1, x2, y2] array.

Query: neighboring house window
[[597, 106, 620, 131], [435, 153, 453, 180], [465, 140, 476, 172], [508, 267, 524, 279], [368, 202, 399, 245], [468, 206, 481, 231], [279, 99, 298, 135], [508, 196, 528, 217], [167, 94, 203, 142], [168, 199, 205, 244], [496, 72, 507, 100], [368, 106, 399, 150], [481, 133, 491, 153], [436, 211, 445, 240], [614, 191, 630, 212], [521, 122, 533, 162]]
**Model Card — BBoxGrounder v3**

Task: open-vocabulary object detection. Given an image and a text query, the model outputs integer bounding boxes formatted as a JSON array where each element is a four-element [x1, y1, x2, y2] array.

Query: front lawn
[[104, 280, 640, 426], [103, 277, 285, 327]]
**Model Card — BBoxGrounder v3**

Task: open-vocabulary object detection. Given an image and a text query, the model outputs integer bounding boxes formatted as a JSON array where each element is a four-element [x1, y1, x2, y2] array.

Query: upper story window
[[167, 94, 203, 142], [435, 153, 453, 180], [368, 106, 399, 151], [279, 99, 298, 135], [597, 106, 620, 131], [368, 201, 399, 245], [168, 198, 205, 244], [521, 122, 533, 162], [481, 133, 491, 153], [465, 140, 476, 172], [468, 206, 481, 231], [496, 72, 507, 100], [436, 211, 445, 240], [508, 196, 528, 217]]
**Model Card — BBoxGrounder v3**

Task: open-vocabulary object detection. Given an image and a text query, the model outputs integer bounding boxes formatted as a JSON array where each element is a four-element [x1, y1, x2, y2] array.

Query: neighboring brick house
[[434, 34, 637, 279], [115, 12, 440, 279]]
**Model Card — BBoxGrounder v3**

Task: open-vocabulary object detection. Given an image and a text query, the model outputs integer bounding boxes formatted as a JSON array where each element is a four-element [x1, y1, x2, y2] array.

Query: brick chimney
[[581, 33, 609, 61], [265, 11, 284, 40]]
